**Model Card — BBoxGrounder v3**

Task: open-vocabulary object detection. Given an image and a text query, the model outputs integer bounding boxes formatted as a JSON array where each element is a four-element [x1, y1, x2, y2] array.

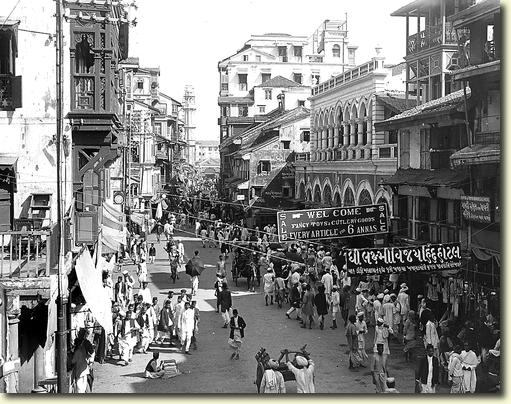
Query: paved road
[[93, 229, 438, 394]]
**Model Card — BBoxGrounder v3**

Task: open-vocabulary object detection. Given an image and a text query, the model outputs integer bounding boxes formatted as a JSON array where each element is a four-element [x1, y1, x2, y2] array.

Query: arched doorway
[[359, 189, 372, 206], [313, 184, 321, 203], [334, 192, 341, 207], [323, 184, 332, 206], [343, 187, 355, 206], [306, 188, 312, 201], [298, 182, 306, 199]]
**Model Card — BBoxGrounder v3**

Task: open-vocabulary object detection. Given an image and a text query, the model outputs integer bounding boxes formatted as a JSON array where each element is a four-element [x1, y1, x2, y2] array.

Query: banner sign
[[461, 196, 491, 223], [277, 204, 388, 242], [345, 243, 462, 275]]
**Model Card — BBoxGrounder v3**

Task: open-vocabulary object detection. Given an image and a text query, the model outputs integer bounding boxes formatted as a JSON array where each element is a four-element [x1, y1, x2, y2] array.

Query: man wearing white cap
[[287, 354, 315, 393], [260, 359, 286, 394], [373, 317, 393, 363], [397, 284, 410, 333], [262, 266, 275, 306], [373, 293, 384, 326], [355, 287, 367, 315]]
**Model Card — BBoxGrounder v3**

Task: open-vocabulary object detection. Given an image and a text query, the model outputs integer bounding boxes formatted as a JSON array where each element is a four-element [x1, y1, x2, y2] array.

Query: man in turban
[[260, 359, 286, 394], [287, 354, 315, 393]]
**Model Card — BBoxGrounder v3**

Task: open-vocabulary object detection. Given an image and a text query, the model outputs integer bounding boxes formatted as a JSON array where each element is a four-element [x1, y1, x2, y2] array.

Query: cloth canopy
[[75, 247, 112, 334]]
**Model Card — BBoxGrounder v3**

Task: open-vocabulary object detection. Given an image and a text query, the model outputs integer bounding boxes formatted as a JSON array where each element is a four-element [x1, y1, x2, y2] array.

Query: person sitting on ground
[[145, 352, 165, 379]]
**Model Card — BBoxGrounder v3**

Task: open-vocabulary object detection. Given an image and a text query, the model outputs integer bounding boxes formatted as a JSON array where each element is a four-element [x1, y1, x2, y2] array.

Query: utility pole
[[55, 0, 68, 393]]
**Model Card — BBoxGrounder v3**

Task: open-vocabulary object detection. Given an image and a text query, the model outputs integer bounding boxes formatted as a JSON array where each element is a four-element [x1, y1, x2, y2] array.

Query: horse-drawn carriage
[[231, 244, 260, 287], [254, 345, 311, 393]]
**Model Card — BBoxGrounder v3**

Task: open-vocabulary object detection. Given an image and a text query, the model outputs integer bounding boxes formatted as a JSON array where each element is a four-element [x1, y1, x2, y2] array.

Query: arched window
[[359, 189, 372, 206], [314, 185, 321, 203], [298, 183, 306, 199], [332, 44, 341, 58], [323, 184, 332, 206], [343, 187, 355, 207], [334, 192, 341, 207], [306, 189, 312, 202]]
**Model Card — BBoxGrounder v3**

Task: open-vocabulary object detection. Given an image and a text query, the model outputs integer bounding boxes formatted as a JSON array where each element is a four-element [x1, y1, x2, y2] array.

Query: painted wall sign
[[345, 242, 462, 275], [461, 195, 491, 223], [277, 204, 388, 242]]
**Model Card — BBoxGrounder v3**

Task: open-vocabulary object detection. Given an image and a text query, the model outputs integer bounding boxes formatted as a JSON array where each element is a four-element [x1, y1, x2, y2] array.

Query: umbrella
[[190, 256, 205, 276]]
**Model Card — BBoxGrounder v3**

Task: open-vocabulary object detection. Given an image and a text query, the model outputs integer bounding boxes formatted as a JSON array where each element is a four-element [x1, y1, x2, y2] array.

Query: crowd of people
[[67, 205, 500, 394]]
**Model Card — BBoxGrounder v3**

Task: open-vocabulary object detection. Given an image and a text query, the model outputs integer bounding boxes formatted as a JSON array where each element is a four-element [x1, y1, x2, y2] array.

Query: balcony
[[0, 230, 51, 278], [312, 59, 379, 96], [295, 152, 310, 162], [406, 22, 468, 55], [0, 74, 22, 111]]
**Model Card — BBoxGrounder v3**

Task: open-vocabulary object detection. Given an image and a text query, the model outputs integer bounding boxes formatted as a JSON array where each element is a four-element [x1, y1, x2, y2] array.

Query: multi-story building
[[448, 0, 500, 291], [0, 0, 132, 392], [295, 51, 411, 234], [181, 85, 197, 165], [194, 140, 219, 163], [224, 106, 310, 226], [391, 0, 475, 104], [373, 0, 501, 316], [218, 19, 359, 193], [120, 59, 186, 216]]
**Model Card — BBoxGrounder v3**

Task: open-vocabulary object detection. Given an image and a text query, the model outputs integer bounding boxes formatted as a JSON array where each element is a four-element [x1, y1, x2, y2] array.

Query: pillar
[[350, 122, 356, 146], [357, 121, 364, 145], [343, 123, 349, 146], [33, 345, 45, 391], [334, 127, 340, 147]]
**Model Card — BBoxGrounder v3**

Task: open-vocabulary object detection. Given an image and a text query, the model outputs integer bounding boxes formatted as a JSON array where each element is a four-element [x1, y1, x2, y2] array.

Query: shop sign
[[236, 194, 245, 201], [264, 190, 283, 198], [461, 195, 491, 223], [277, 204, 388, 242], [345, 242, 462, 275]]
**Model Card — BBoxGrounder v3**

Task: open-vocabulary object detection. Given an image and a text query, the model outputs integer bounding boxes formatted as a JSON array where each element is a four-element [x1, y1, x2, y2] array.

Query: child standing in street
[[148, 243, 156, 264]]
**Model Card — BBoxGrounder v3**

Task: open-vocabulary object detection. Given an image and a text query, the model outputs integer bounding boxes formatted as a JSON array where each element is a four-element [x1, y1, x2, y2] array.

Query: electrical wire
[[0, 0, 22, 31]]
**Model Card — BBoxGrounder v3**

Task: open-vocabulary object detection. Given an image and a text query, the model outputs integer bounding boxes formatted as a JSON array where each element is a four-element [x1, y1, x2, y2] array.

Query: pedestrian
[[148, 243, 156, 264], [460, 341, 479, 393], [346, 314, 363, 369], [139, 281, 152, 304], [382, 294, 394, 336], [373, 317, 393, 364], [118, 305, 140, 366], [263, 267, 275, 306], [417, 344, 440, 393], [173, 295, 185, 343], [136, 304, 152, 354], [156, 222, 163, 243], [356, 311, 369, 363], [219, 282, 232, 328], [448, 345, 465, 393], [321, 268, 333, 304], [300, 283, 314, 329], [330, 285, 340, 329], [286, 282, 301, 320], [340, 285, 351, 327], [371, 343, 388, 393], [200, 226, 208, 248], [424, 311, 440, 357], [137, 257, 148, 287], [71, 329, 95, 393], [189, 250, 202, 296], [156, 299, 173, 343], [403, 310, 419, 362], [260, 359, 286, 393], [314, 284, 328, 330], [397, 283, 410, 331], [373, 293, 384, 325], [286, 355, 315, 393], [191, 300, 200, 350], [228, 308, 246, 360], [151, 297, 161, 341], [216, 254, 226, 279], [180, 301, 195, 355], [144, 352, 165, 379], [208, 225, 216, 248], [391, 294, 401, 336], [163, 220, 172, 241]]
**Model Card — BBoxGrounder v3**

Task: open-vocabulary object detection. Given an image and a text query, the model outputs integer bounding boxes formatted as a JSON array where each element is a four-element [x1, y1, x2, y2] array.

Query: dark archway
[[359, 189, 372, 206]]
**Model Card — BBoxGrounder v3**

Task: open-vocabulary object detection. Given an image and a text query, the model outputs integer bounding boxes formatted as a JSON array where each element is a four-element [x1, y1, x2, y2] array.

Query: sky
[[130, 0, 409, 142]]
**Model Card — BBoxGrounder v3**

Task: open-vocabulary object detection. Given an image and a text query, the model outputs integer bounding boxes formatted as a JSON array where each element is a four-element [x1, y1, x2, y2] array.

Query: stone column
[[334, 127, 340, 147], [343, 122, 349, 147], [357, 121, 364, 145], [350, 121, 356, 146], [365, 119, 373, 159]]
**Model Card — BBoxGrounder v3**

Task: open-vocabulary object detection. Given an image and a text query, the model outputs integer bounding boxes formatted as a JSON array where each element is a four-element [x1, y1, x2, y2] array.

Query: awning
[[237, 180, 249, 190], [0, 19, 19, 57], [0, 156, 18, 191], [450, 143, 500, 166], [382, 168, 469, 188], [471, 228, 500, 263]]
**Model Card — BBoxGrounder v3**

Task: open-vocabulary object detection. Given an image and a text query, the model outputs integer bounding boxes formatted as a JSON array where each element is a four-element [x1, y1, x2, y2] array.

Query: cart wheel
[[256, 362, 265, 393]]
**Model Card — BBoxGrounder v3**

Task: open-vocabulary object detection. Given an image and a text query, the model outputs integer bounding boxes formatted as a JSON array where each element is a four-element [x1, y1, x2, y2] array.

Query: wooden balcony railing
[[0, 230, 51, 278], [0, 74, 22, 111]]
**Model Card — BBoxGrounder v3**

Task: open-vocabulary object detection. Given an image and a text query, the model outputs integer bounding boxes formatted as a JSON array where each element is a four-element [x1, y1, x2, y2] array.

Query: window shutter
[[12, 76, 22, 108]]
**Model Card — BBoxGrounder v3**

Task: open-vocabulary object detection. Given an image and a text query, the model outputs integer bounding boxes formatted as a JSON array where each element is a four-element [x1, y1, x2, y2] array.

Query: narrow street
[[93, 229, 438, 394]]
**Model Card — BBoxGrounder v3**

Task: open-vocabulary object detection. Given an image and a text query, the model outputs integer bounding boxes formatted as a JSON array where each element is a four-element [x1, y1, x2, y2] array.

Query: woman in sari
[[346, 314, 363, 369]]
